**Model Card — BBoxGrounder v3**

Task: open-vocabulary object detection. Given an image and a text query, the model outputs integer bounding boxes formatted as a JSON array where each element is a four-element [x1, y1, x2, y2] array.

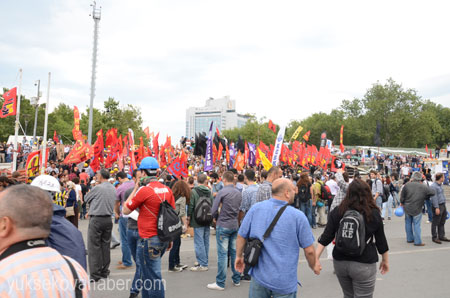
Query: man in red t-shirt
[[123, 157, 174, 298]]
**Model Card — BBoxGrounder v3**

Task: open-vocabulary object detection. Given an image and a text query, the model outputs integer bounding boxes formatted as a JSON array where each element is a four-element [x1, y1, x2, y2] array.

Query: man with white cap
[[30, 175, 87, 269]]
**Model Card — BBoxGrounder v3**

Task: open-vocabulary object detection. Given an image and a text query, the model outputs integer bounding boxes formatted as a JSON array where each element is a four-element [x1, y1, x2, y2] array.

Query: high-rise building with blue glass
[[186, 96, 250, 139]]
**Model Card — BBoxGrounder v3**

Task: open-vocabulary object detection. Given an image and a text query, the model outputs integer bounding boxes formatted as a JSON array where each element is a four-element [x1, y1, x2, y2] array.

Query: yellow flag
[[290, 125, 303, 141], [258, 148, 272, 171]]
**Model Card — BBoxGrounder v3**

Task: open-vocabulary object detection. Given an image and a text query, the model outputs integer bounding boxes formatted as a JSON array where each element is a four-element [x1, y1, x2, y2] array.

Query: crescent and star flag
[[302, 130, 310, 142], [268, 120, 277, 133], [204, 121, 214, 171], [340, 125, 345, 153], [271, 126, 286, 166], [290, 125, 303, 141], [1, 87, 17, 118]]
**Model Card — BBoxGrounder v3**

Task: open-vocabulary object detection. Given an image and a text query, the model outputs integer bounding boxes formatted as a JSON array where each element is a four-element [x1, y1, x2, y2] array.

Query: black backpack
[[335, 210, 369, 257], [144, 185, 182, 242], [298, 184, 311, 203], [194, 189, 213, 226]]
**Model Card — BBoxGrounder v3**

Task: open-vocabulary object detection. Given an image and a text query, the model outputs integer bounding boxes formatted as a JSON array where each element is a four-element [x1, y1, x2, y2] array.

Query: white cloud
[[1, 0, 450, 141]]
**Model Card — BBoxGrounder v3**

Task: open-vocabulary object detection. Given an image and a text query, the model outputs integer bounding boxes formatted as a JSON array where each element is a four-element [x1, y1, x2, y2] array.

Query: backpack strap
[[63, 256, 84, 298], [262, 204, 289, 241]]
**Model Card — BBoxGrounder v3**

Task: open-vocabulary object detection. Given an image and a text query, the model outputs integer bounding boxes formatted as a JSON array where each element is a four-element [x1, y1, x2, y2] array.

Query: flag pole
[[12, 68, 22, 172], [40, 72, 51, 174]]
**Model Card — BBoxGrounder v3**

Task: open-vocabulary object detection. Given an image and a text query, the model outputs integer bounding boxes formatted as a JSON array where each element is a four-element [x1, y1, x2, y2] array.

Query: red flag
[[244, 141, 249, 166], [259, 141, 269, 154], [340, 125, 345, 153], [167, 151, 188, 178], [53, 131, 59, 144], [144, 127, 150, 140], [138, 136, 145, 162], [303, 130, 310, 142], [217, 142, 223, 161], [91, 129, 104, 172], [63, 141, 92, 164], [425, 144, 428, 153], [268, 120, 277, 133], [72, 106, 82, 141], [216, 127, 221, 137], [153, 133, 159, 159], [0, 87, 17, 118], [226, 145, 230, 164], [213, 144, 218, 163]]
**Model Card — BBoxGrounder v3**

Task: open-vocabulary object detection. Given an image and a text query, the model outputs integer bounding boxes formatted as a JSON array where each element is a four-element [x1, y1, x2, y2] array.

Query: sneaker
[[190, 265, 208, 272], [117, 264, 133, 270], [240, 275, 251, 282], [175, 264, 188, 270], [426, 220, 431, 224], [207, 282, 224, 291], [169, 267, 183, 272], [233, 281, 241, 287], [129, 293, 139, 298]]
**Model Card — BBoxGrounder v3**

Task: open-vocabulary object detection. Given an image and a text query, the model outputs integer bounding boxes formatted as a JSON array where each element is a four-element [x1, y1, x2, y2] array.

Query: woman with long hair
[[168, 180, 190, 272], [296, 172, 314, 227], [315, 179, 389, 298]]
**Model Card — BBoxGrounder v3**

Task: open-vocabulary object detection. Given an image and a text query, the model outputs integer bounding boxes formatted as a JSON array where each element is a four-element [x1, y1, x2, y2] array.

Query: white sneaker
[[426, 220, 431, 224], [233, 282, 241, 287], [207, 282, 224, 291], [190, 265, 208, 272]]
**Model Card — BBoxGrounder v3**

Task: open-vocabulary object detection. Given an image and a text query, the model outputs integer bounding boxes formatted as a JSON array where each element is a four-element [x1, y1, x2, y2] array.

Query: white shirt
[[326, 179, 339, 196], [75, 184, 82, 201]]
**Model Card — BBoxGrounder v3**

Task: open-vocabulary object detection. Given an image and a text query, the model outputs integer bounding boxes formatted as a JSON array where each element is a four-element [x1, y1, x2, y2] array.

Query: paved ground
[[81, 202, 450, 298]]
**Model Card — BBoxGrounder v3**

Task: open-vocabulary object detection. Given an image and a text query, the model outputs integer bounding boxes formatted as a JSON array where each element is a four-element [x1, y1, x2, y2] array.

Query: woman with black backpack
[[296, 172, 314, 227], [315, 179, 389, 298]]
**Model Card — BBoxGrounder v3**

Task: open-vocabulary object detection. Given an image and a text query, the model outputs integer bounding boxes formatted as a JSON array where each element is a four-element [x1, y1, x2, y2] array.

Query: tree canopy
[[224, 79, 450, 148], [0, 91, 145, 143]]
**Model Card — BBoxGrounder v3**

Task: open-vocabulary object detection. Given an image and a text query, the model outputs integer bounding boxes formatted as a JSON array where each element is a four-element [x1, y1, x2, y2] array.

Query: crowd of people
[[0, 139, 449, 298]]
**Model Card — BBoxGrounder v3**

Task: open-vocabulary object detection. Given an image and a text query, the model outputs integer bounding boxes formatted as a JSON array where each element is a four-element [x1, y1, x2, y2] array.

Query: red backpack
[[320, 182, 333, 201]]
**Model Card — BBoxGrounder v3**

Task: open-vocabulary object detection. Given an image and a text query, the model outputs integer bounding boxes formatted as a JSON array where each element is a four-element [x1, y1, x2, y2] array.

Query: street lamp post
[[32, 80, 41, 142]]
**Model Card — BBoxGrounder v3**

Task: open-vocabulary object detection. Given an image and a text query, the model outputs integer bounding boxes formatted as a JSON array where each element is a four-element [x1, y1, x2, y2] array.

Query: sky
[[1, 0, 450, 141]]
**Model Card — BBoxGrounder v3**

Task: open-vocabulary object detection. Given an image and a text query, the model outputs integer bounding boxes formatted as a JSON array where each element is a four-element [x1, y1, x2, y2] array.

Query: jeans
[[168, 235, 181, 269], [127, 228, 142, 294], [311, 205, 317, 227], [216, 226, 240, 288], [432, 204, 447, 240], [138, 236, 169, 298], [333, 260, 377, 298], [391, 192, 400, 208], [425, 200, 433, 222], [381, 195, 393, 218], [405, 213, 423, 244], [375, 196, 382, 210], [119, 216, 132, 266], [194, 226, 210, 267], [299, 200, 313, 226], [249, 278, 296, 298]]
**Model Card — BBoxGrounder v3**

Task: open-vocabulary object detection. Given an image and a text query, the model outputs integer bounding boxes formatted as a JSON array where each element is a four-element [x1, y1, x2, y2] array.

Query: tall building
[[186, 96, 250, 139]]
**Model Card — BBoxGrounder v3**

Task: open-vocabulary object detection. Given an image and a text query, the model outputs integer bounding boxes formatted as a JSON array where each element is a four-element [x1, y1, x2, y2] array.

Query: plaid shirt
[[255, 181, 272, 203], [330, 172, 348, 211]]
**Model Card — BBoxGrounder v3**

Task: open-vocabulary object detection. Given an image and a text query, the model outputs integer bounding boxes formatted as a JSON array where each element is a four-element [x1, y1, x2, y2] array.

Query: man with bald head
[[0, 185, 89, 297], [235, 178, 320, 297]]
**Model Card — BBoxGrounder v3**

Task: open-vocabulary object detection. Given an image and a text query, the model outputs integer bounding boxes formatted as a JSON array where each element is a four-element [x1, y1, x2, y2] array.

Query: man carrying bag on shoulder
[[235, 178, 320, 298]]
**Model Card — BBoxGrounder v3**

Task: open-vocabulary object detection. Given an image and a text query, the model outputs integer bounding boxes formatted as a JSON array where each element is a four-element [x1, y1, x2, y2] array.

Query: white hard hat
[[31, 175, 61, 192]]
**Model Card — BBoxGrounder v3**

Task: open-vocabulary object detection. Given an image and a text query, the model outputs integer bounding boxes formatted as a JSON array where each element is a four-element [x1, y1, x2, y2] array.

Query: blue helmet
[[139, 157, 159, 170]]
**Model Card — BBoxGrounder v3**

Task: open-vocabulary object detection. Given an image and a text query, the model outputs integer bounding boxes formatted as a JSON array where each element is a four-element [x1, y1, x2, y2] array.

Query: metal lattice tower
[[88, 1, 101, 145]]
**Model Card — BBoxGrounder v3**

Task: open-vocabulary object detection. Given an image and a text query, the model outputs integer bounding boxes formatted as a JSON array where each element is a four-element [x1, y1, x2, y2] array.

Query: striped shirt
[[0, 246, 90, 297]]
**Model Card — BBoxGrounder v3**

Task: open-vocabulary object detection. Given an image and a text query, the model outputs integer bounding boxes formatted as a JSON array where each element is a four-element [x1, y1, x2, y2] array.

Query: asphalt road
[[81, 202, 450, 298]]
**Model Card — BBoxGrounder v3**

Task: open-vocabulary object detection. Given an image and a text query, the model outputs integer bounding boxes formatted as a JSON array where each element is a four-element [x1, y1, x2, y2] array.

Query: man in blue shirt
[[430, 173, 449, 244], [235, 178, 321, 297]]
